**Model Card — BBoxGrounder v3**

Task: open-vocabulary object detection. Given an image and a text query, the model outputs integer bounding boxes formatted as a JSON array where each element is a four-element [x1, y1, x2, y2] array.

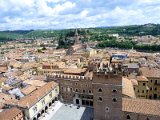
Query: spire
[[75, 29, 78, 36], [75, 29, 80, 44]]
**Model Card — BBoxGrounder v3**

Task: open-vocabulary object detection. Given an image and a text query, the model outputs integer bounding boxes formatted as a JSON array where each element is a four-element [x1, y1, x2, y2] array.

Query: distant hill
[[1, 23, 160, 42]]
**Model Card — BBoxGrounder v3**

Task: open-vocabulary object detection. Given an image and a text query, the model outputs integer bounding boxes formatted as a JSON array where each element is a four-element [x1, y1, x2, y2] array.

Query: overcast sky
[[0, 0, 160, 30]]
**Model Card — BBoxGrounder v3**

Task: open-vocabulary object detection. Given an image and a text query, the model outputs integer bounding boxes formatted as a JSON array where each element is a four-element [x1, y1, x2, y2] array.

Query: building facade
[[47, 69, 123, 120], [16, 82, 59, 120]]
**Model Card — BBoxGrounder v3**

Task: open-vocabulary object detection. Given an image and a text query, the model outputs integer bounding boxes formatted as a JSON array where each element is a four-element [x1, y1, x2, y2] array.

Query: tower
[[92, 71, 122, 120], [75, 29, 80, 44]]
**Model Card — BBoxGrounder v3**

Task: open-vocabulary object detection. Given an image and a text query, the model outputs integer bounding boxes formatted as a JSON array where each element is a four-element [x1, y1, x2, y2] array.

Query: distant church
[[66, 29, 86, 55], [74, 29, 80, 44]]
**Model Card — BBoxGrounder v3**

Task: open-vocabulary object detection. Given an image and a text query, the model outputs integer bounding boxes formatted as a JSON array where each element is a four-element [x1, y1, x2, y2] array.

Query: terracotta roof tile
[[123, 98, 160, 116], [0, 107, 22, 120], [17, 81, 57, 108]]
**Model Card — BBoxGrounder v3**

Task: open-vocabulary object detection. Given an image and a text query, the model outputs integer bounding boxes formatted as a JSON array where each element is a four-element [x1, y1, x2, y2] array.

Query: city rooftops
[[123, 98, 160, 116], [21, 85, 37, 95], [23, 80, 46, 87], [140, 67, 160, 78], [122, 77, 136, 98], [17, 81, 57, 108], [63, 68, 87, 75], [0, 107, 22, 120], [136, 76, 149, 82], [0, 66, 8, 73], [127, 63, 139, 69]]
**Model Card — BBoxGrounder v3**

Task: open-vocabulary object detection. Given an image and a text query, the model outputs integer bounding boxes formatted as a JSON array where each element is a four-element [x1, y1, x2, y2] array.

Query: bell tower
[[75, 29, 80, 44], [92, 70, 122, 120]]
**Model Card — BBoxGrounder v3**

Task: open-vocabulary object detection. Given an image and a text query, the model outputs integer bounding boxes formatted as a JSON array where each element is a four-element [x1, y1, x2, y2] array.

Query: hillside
[[1, 23, 160, 42]]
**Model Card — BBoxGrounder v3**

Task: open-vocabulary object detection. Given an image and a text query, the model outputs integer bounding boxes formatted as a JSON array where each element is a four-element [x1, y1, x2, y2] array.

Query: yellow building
[[133, 76, 149, 99], [140, 67, 160, 99], [16, 81, 59, 120]]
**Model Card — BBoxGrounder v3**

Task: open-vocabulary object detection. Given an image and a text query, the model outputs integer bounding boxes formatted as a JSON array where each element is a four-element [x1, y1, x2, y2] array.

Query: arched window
[[88, 90, 92, 93], [126, 114, 131, 119], [98, 97, 102, 101], [98, 88, 102, 92]]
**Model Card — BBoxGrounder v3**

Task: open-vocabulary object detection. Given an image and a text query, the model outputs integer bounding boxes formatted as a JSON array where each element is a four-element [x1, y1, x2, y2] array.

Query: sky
[[0, 0, 160, 30]]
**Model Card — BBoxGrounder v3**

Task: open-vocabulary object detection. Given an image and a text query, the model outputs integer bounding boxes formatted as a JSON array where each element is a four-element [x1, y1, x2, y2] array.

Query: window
[[75, 82, 78, 86], [112, 89, 117, 93], [42, 99, 45, 106], [98, 88, 102, 92], [49, 92, 52, 98], [112, 98, 117, 102], [75, 88, 78, 92], [142, 90, 144, 93], [155, 80, 157, 85], [137, 90, 139, 93], [33, 105, 37, 113], [88, 90, 92, 94], [83, 90, 85, 93], [98, 97, 102, 101], [55, 88, 58, 93], [143, 83, 146, 86], [150, 87, 152, 91], [126, 114, 131, 119], [105, 107, 110, 112], [155, 88, 157, 91], [70, 88, 73, 91], [151, 80, 152, 83], [146, 117, 150, 120]]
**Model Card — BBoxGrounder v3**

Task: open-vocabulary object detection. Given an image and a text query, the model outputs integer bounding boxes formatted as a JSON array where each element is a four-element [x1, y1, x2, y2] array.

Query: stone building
[[10, 82, 59, 120], [93, 71, 122, 120], [47, 68, 123, 120]]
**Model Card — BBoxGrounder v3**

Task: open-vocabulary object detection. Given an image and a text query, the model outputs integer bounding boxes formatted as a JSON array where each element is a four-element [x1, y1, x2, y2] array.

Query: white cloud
[[1, 0, 160, 30]]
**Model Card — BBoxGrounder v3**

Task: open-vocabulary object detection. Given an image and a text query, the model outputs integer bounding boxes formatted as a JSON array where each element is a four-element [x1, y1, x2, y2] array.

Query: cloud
[[0, 0, 160, 30]]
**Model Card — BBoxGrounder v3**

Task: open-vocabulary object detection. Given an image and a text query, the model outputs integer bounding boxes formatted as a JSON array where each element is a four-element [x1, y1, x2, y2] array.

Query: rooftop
[[0, 107, 22, 120], [122, 77, 136, 98], [23, 80, 46, 87], [136, 76, 149, 82], [21, 85, 37, 95], [140, 67, 160, 78], [17, 81, 57, 108], [63, 68, 87, 75], [123, 98, 160, 116]]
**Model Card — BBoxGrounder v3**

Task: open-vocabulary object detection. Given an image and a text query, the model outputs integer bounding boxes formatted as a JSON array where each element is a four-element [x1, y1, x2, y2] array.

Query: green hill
[[1, 23, 160, 42]]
